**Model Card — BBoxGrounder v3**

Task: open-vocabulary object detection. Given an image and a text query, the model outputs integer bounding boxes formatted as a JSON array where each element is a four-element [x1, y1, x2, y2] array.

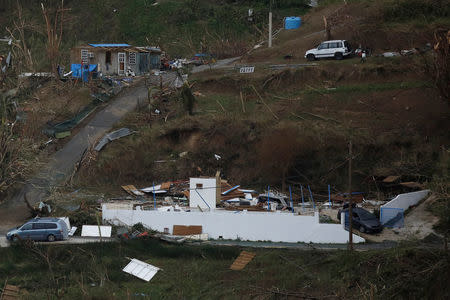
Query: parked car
[[305, 40, 352, 61], [6, 217, 69, 242], [337, 207, 382, 234]]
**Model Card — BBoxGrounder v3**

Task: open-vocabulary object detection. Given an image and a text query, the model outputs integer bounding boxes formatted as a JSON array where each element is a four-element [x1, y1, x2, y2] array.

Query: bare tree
[[41, 0, 70, 76], [5, 0, 39, 73]]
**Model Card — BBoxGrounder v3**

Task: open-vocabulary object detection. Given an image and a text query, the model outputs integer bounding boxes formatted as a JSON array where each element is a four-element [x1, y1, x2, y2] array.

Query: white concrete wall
[[102, 206, 365, 244], [382, 190, 430, 211], [189, 178, 216, 210]]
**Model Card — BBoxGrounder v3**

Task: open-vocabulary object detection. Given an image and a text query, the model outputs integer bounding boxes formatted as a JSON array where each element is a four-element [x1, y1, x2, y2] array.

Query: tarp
[[71, 64, 98, 82]]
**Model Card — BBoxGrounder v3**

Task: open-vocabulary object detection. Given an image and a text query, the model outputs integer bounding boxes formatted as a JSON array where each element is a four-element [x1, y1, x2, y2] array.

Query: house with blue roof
[[70, 43, 161, 77]]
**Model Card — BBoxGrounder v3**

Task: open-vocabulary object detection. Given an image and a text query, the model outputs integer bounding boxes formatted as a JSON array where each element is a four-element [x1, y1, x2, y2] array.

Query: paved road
[[0, 236, 115, 248], [0, 78, 160, 230], [191, 57, 241, 73]]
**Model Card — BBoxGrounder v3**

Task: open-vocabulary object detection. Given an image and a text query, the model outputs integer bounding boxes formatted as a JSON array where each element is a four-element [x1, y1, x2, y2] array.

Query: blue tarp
[[88, 43, 130, 47], [71, 64, 98, 82]]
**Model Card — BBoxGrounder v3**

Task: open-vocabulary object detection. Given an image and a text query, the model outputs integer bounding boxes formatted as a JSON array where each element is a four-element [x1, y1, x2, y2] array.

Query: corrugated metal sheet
[[89, 43, 130, 47], [122, 258, 160, 282], [95, 128, 133, 151]]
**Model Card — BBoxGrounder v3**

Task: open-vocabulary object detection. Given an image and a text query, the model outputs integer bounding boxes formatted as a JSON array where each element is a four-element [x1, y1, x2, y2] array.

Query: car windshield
[[357, 210, 376, 220]]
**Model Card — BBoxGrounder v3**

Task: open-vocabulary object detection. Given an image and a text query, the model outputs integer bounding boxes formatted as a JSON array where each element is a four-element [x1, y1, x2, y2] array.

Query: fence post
[[308, 185, 315, 210], [300, 185, 305, 211], [289, 185, 294, 214], [152, 182, 156, 209], [328, 184, 331, 207]]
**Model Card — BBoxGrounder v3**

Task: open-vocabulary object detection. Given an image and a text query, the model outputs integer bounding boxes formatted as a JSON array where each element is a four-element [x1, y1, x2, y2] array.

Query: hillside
[[0, 0, 309, 71], [71, 1, 450, 199]]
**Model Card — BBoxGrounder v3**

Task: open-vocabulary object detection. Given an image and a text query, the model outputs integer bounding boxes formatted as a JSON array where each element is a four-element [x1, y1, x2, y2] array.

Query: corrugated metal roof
[[123, 259, 160, 282], [88, 43, 131, 47]]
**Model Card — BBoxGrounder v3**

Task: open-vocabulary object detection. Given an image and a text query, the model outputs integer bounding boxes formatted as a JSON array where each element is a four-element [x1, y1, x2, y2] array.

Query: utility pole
[[348, 140, 353, 250], [268, 0, 273, 48]]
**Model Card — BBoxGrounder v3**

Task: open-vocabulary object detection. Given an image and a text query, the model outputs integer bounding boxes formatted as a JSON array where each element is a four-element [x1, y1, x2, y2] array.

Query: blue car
[[6, 218, 69, 242]]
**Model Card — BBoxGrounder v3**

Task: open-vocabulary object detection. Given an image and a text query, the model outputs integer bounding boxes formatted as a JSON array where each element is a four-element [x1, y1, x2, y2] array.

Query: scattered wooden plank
[[173, 225, 202, 236], [230, 251, 256, 270], [160, 182, 172, 190], [121, 185, 144, 196], [240, 91, 245, 113], [1, 284, 20, 300]]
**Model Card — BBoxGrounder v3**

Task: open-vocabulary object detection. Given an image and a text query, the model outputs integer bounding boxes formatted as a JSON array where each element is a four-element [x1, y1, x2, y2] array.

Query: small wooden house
[[70, 44, 161, 76]]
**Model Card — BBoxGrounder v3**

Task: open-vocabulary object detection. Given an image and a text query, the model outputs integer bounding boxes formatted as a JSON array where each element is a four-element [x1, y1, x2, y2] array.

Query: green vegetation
[[383, 0, 450, 22], [0, 240, 449, 299], [0, 0, 309, 70]]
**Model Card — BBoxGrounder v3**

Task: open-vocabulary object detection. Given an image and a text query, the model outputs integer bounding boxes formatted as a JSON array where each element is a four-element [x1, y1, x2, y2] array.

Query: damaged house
[[70, 43, 161, 76]]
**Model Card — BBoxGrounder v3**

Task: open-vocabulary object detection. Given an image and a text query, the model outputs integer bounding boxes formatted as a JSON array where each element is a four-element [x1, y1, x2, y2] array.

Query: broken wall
[[102, 206, 365, 244], [382, 190, 430, 211], [189, 177, 217, 210]]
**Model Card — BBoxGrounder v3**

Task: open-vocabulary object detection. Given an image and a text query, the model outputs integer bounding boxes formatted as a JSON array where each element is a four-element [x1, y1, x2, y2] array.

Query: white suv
[[305, 40, 352, 61]]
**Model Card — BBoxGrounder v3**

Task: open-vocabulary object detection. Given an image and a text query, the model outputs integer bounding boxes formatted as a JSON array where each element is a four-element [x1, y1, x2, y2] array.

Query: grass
[[0, 239, 449, 299]]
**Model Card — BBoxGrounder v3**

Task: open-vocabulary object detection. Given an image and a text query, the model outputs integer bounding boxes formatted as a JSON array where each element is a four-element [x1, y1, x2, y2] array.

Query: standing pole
[[328, 184, 331, 207], [267, 185, 271, 211], [308, 185, 315, 210], [152, 182, 156, 209], [289, 185, 294, 213], [300, 185, 305, 211], [268, 0, 273, 48], [348, 140, 354, 250]]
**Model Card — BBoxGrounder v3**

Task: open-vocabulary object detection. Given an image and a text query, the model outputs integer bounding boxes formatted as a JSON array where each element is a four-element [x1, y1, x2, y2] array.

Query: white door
[[118, 52, 126, 75], [316, 43, 329, 57]]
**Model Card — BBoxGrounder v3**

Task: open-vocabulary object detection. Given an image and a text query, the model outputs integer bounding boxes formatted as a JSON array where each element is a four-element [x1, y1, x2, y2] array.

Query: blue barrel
[[284, 17, 301, 30]]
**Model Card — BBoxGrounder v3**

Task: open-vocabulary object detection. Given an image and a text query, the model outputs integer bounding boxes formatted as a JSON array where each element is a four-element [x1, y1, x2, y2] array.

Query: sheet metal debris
[[122, 185, 145, 196], [68, 227, 77, 236], [95, 128, 134, 151], [81, 225, 112, 237], [230, 251, 256, 270], [122, 258, 160, 282]]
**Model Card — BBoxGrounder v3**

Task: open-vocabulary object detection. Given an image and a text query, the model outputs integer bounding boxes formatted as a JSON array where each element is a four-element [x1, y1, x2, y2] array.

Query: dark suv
[[6, 218, 69, 242], [337, 207, 382, 234]]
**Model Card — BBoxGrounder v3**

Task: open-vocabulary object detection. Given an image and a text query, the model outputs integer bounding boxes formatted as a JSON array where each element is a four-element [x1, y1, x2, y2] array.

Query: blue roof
[[88, 43, 131, 47]]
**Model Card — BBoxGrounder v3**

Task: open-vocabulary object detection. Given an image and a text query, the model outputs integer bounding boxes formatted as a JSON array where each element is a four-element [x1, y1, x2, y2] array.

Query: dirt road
[[191, 57, 241, 73], [0, 78, 156, 230]]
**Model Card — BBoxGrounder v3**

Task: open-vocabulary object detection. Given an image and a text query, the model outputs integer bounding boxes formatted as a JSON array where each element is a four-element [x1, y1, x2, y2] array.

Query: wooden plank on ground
[[160, 182, 172, 190], [230, 251, 256, 270], [1, 284, 20, 300], [172, 225, 202, 236]]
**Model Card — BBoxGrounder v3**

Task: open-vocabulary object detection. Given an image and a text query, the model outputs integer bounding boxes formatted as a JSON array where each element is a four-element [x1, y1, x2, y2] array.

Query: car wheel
[[334, 52, 343, 60], [359, 226, 366, 233], [12, 235, 19, 242], [306, 54, 316, 61], [47, 234, 55, 242]]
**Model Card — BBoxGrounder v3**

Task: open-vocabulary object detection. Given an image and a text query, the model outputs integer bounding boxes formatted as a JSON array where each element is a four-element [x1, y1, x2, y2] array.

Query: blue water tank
[[284, 17, 301, 30]]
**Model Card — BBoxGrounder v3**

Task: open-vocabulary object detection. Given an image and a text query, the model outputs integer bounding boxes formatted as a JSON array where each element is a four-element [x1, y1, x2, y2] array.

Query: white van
[[305, 40, 352, 61]]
